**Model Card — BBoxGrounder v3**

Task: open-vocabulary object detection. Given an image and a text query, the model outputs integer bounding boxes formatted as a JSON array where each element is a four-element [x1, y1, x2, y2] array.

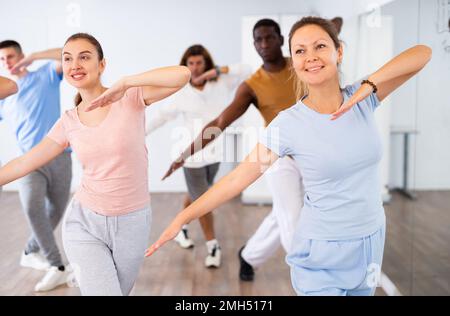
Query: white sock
[[206, 239, 219, 254], [182, 225, 189, 230]]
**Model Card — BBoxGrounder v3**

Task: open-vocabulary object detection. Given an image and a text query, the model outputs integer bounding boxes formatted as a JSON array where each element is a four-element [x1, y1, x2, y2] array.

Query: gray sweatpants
[[62, 199, 152, 296], [18, 152, 72, 267], [183, 163, 220, 200]]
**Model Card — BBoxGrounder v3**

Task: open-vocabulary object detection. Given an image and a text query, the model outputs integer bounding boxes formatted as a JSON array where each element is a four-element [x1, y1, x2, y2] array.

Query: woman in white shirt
[[146, 45, 251, 268]]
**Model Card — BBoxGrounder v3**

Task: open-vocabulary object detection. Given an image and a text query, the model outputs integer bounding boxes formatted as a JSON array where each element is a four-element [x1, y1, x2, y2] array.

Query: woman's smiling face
[[290, 24, 343, 87], [63, 38, 105, 89]]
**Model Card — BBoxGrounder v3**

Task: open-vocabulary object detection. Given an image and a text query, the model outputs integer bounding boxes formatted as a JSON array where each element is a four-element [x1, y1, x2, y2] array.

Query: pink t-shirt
[[47, 87, 150, 216]]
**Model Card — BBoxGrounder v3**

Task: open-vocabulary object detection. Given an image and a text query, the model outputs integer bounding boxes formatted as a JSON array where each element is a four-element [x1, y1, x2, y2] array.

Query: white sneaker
[[34, 266, 72, 292], [174, 228, 194, 249], [205, 245, 221, 268], [66, 265, 79, 289], [20, 252, 50, 271]]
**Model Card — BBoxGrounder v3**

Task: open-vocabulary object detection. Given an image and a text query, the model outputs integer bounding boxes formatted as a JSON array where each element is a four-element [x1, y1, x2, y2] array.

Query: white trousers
[[242, 156, 304, 268]]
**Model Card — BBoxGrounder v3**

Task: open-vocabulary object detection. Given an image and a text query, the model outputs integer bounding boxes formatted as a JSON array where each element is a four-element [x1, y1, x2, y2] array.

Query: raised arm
[[0, 138, 65, 186], [145, 143, 279, 257], [371, 45, 432, 102], [126, 66, 191, 105], [0, 76, 18, 99], [162, 81, 256, 180], [11, 48, 63, 74], [191, 65, 231, 86], [332, 45, 432, 120], [87, 66, 191, 111], [191, 64, 252, 87]]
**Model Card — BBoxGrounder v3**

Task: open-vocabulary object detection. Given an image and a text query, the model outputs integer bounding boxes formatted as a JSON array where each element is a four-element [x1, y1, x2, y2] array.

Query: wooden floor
[[382, 191, 450, 296], [0, 191, 448, 296]]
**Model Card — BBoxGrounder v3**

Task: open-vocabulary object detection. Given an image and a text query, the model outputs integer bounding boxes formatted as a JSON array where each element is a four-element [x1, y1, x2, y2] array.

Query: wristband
[[215, 66, 221, 76], [361, 79, 378, 93]]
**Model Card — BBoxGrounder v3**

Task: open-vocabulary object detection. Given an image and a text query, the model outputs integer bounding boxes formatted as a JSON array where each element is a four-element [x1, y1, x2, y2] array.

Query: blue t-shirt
[[260, 82, 386, 240], [0, 62, 63, 153]]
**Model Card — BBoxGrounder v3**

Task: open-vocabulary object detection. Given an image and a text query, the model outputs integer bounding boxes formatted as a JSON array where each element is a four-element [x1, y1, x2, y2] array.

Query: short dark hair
[[0, 40, 22, 54], [253, 19, 282, 37]]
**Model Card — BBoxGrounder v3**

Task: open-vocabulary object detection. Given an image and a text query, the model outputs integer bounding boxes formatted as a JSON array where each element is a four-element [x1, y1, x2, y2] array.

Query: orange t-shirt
[[245, 58, 303, 126], [47, 87, 149, 216]]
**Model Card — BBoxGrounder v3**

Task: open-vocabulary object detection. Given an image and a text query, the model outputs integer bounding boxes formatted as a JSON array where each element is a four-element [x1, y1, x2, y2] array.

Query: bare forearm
[[178, 163, 261, 224], [176, 144, 278, 225], [369, 45, 432, 85], [123, 66, 191, 89], [0, 157, 32, 186], [31, 48, 62, 61], [0, 138, 64, 186]]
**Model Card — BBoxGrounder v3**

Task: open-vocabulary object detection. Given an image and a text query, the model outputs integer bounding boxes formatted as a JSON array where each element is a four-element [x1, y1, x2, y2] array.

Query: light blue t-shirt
[[260, 81, 386, 241], [0, 62, 63, 153]]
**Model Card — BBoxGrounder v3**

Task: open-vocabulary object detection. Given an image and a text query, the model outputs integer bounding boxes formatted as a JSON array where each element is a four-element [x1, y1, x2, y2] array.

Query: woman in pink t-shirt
[[0, 33, 190, 295], [0, 75, 18, 99], [0, 76, 18, 196]]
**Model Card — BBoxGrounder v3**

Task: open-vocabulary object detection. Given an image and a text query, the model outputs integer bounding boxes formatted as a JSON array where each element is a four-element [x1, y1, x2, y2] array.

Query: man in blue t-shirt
[[0, 40, 72, 292]]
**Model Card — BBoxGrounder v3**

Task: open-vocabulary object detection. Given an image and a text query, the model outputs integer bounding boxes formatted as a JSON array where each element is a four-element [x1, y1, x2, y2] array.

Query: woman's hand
[[145, 218, 184, 257], [86, 79, 128, 112], [331, 83, 373, 120]]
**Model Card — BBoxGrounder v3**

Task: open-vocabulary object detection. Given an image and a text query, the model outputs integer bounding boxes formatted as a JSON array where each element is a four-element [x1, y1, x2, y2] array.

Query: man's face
[[253, 26, 284, 62], [0, 47, 23, 75]]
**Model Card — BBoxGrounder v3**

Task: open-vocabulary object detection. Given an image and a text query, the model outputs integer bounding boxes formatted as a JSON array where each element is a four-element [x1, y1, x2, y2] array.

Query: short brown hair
[[0, 40, 23, 54]]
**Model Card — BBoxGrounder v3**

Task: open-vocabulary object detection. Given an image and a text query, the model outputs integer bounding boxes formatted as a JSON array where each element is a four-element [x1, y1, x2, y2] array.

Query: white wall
[[340, 14, 394, 201], [382, 0, 450, 190]]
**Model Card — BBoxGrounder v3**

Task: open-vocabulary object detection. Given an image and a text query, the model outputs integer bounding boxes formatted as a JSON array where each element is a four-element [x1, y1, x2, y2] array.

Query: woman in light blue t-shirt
[[145, 17, 432, 296]]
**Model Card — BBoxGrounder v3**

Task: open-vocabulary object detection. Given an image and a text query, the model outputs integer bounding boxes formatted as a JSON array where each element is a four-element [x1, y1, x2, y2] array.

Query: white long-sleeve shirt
[[146, 64, 252, 168]]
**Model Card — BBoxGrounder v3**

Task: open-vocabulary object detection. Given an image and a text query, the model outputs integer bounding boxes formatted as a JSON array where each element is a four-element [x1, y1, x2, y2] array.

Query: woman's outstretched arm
[[145, 143, 279, 257], [332, 45, 432, 120], [0, 138, 65, 186], [87, 66, 191, 111]]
